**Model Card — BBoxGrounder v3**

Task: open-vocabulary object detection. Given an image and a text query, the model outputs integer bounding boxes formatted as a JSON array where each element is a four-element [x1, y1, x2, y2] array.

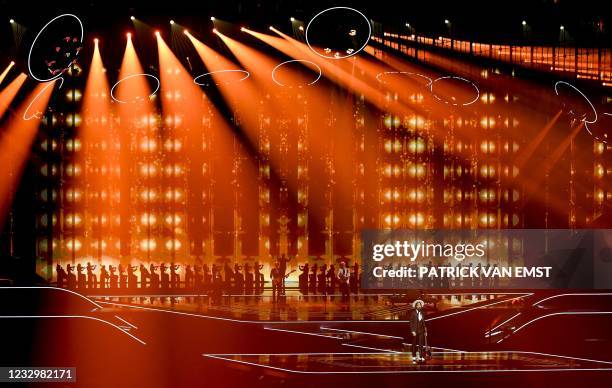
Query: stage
[[1, 1, 611, 387]]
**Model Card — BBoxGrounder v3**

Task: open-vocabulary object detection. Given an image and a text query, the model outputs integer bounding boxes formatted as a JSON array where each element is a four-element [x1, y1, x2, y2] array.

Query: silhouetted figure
[[139, 264, 150, 289], [149, 264, 160, 289], [317, 264, 327, 294], [326, 264, 336, 294], [66, 264, 76, 289], [244, 263, 254, 294], [109, 265, 118, 289], [99, 265, 109, 289], [254, 261, 264, 293], [171, 264, 180, 289], [194, 265, 203, 292], [86, 262, 97, 289], [223, 263, 234, 293], [211, 264, 223, 303], [56, 264, 66, 288], [118, 264, 127, 289], [277, 254, 292, 295], [128, 265, 138, 289], [309, 264, 318, 294], [203, 264, 212, 290], [77, 263, 86, 289], [337, 261, 350, 302], [350, 262, 359, 294], [298, 263, 309, 294], [234, 264, 244, 294], [160, 263, 170, 289], [270, 261, 283, 300], [185, 265, 194, 290]]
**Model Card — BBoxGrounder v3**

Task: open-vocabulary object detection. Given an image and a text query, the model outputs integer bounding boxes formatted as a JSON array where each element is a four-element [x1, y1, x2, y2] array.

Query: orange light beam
[[79, 38, 115, 261], [0, 73, 27, 118], [0, 80, 55, 225], [215, 30, 357, 209], [116, 33, 159, 263], [247, 27, 425, 122], [0, 61, 15, 86], [515, 110, 563, 169]]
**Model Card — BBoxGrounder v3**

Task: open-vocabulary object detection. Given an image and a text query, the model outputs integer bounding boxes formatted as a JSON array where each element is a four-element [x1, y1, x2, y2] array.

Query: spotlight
[[130, 16, 135, 21], [444, 19, 450, 24], [269, 26, 274, 30], [126, 32, 132, 38], [10, 61, 15, 66], [94, 38, 99, 44], [290, 17, 295, 22], [9, 19, 15, 24], [560, 25, 564, 30], [240, 26, 246, 32], [212, 28, 218, 34], [405, 23, 410, 27], [170, 20, 175, 25], [522, 20, 527, 26], [210, 16, 215, 21], [155, 30, 160, 36], [299, 26, 304, 31], [183, 29, 189, 35]]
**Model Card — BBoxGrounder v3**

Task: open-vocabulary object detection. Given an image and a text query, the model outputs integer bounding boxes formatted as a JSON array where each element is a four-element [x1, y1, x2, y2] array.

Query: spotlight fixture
[[299, 26, 304, 31], [154, 30, 160, 36], [9, 19, 15, 24], [240, 26, 246, 32], [522, 20, 527, 26], [290, 17, 295, 22], [212, 28, 218, 33], [210, 16, 215, 21], [10, 61, 15, 66], [183, 29, 189, 35], [170, 20, 175, 25], [444, 19, 450, 24], [94, 38, 99, 44], [560, 25, 564, 30], [126, 32, 132, 38], [269, 26, 274, 30], [405, 23, 410, 27], [130, 16, 135, 21]]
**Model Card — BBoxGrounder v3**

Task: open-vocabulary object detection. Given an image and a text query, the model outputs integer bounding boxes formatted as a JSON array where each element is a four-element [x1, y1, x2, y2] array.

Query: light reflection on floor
[[203, 351, 610, 373], [93, 292, 525, 321]]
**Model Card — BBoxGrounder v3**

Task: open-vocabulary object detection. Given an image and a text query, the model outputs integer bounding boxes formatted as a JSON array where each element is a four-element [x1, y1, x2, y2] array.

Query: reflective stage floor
[[203, 351, 612, 374]]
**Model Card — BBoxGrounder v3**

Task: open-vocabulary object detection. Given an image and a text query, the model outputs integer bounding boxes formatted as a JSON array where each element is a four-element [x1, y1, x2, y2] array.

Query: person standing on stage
[[337, 261, 350, 302], [270, 261, 283, 300], [410, 299, 428, 363], [277, 254, 291, 295]]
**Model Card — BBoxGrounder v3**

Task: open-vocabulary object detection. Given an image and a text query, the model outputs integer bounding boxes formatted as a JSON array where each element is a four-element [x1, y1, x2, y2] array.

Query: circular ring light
[[375, 71, 433, 87], [27, 13, 84, 85], [554, 81, 598, 124], [430, 76, 479, 106], [193, 69, 250, 86], [305, 7, 371, 59], [271, 59, 322, 87], [110, 73, 160, 104]]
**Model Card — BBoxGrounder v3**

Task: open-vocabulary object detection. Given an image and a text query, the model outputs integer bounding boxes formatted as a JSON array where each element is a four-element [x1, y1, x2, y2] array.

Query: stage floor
[[91, 291, 528, 321], [203, 350, 612, 374]]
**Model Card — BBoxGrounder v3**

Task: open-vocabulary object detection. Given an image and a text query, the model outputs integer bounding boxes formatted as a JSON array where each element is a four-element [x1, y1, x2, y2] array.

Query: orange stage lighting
[[0, 72, 27, 118], [0, 61, 15, 85], [0, 80, 56, 225], [76, 36, 117, 261]]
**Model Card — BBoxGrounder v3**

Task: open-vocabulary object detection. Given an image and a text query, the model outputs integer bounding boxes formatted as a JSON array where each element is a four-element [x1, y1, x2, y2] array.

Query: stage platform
[[203, 350, 612, 374], [91, 291, 529, 322]]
